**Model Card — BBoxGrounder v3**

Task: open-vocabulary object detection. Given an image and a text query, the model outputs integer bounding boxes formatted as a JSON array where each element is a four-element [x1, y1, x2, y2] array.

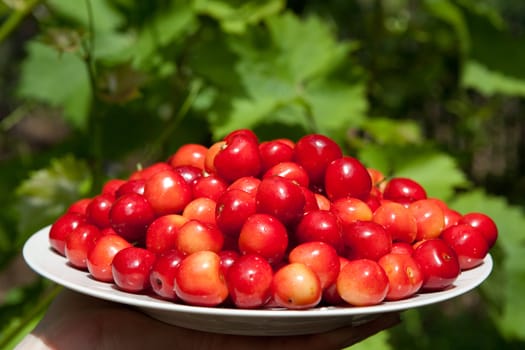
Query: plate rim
[[23, 225, 494, 319]]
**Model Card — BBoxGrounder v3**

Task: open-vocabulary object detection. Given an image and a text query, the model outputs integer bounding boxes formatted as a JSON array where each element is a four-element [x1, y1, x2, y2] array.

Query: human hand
[[16, 289, 400, 350]]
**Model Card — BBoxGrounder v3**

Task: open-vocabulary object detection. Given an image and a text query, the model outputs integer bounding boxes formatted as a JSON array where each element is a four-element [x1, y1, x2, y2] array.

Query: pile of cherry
[[49, 129, 497, 309]]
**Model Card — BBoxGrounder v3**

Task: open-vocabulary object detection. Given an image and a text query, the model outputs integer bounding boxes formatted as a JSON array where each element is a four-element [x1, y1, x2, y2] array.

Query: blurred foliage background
[[1, 0, 525, 349]]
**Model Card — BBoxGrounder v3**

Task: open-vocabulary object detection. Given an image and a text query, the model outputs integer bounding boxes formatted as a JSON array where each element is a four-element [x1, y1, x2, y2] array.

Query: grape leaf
[[462, 60, 525, 97], [17, 42, 91, 129], [15, 155, 92, 240], [194, 0, 284, 34], [208, 11, 367, 141], [358, 145, 469, 201], [449, 190, 525, 340], [360, 118, 423, 145], [47, 0, 124, 32]]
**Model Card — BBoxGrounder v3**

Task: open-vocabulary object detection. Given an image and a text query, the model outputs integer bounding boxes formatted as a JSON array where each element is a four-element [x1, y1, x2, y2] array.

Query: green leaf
[[424, 0, 470, 58], [344, 327, 393, 350], [15, 155, 92, 239], [208, 11, 366, 140], [462, 60, 525, 97], [47, 0, 124, 32], [17, 41, 91, 129], [358, 145, 469, 201], [129, 1, 197, 70], [360, 118, 423, 145], [449, 190, 525, 340], [305, 79, 368, 142], [194, 0, 284, 34], [265, 12, 355, 83]]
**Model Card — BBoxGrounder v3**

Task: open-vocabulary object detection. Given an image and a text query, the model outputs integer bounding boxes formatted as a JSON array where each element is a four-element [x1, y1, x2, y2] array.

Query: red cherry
[[112, 246, 156, 293], [459, 212, 498, 249], [238, 213, 289, 265], [109, 193, 156, 244], [440, 224, 489, 270], [150, 249, 186, 300], [294, 134, 343, 187], [226, 254, 273, 309], [215, 189, 257, 238], [169, 143, 208, 170], [383, 177, 427, 204], [259, 140, 294, 172], [412, 239, 461, 291], [49, 212, 87, 256], [256, 176, 305, 227], [143, 169, 192, 215], [214, 134, 262, 182], [85, 193, 114, 229], [324, 156, 372, 201], [65, 223, 101, 269]]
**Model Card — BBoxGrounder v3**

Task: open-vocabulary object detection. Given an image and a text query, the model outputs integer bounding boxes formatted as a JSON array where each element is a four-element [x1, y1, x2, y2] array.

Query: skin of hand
[[16, 289, 401, 350]]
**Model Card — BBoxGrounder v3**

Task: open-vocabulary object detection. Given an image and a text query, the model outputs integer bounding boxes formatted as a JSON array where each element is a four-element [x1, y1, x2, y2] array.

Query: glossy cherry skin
[[110, 193, 156, 244], [263, 162, 310, 188], [129, 162, 173, 181], [324, 156, 372, 201], [378, 252, 424, 301], [102, 179, 126, 197], [150, 249, 186, 300], [145, 214, 188, 254], [459, 212, 498, 249], [66, 198, 92, 216], [440, 223, 489, 270], [255, 176, 305, 227], [182, 197, 217, 225], [85, 193, 114, 229], [173, 165, 203, 186], [112, 246, 156, 293], [174, 250, 229, 307], [336, 259, 389, 306], [65, 223, 101, 269], [49, 212, 87, 256], [214, 134, 262, 183], [169, 143, 208, 170], [87, 234, 132, 282], [294, 210, 344, 254], [372, 201, 417, 243], [259, 140, 294, 172], [226, 254, 273, 309], [271, 262, 322, 310], [288, 241, 340, 289], [192, 175, 229, 201], [341, 220, 392, 261], [143, 169, 193, 216], [215, 189, 257, 238], [227, 176, 261, 195], [412, 238, 460, 291], [115, 179, 146, 197], [238, 213, 289, 265], [175, 220, 224, 255], [293, 134, 343, 187], [382, 177, 427, 204]]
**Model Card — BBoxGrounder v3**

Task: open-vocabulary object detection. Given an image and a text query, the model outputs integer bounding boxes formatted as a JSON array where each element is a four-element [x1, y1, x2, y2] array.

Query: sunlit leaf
[[358, 145, 469, 201], [15, 155, 92, 239], [462, 60, 525, 97], [17, 42, 91, 129], [194, 0, 284, 34], [47, 0, 124, 32]]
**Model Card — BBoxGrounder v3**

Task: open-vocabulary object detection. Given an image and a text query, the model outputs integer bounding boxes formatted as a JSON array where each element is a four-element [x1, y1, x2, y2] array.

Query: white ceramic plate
[[23, 226, 493, 336]]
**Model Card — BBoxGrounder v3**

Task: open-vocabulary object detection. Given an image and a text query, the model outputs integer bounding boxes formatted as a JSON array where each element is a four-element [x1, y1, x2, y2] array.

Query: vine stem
[[0, 0, 42, 43], [0, 0, 43, 43]]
